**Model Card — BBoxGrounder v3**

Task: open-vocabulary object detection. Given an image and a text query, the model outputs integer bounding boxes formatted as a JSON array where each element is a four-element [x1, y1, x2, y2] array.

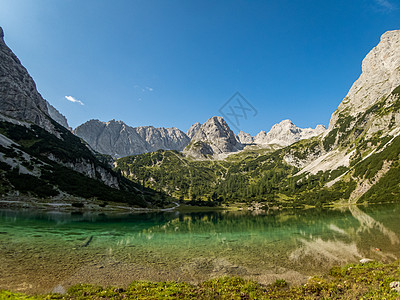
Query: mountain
[[74, 119, 190, 158], [116, 30, 400, 206], [0, 27, 162, 207], [183, 116, 243, 158], [0, 27, 60, 136], [253, 120, 326, 146], [45, 100, 71, 131], [236, 131, 253, 144], [186, 122, 201, 139]]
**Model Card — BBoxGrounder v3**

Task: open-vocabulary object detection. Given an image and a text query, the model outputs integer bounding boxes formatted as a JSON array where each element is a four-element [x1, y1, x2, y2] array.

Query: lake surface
[[1, 204, 400, 294]]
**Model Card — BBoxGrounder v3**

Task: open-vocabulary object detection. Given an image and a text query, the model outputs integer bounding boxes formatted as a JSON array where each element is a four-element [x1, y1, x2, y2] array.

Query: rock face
[[74, 119, 190, 158], [46, 101, 71, 131], [253, 120, 326, 146], [329, 30, 400, 130], [184, 116, 243, 158], [186, 122, 201, 139], [289, 30, 400, 177], [0, 26, 57, 134], [237, 131, 253, 144]]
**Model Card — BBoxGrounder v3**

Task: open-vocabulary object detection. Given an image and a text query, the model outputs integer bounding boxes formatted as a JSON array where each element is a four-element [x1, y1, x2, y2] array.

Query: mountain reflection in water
[[0, 204, 399, 294]]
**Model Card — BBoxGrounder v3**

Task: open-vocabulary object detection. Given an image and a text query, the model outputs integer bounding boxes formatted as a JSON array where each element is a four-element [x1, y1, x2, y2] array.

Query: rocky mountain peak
[[0, 27, 4, 40], [237, 131, 253, 144], [329, 30, 400, 130], [184, 116, 243, 158], [187, 122, 201, 139]]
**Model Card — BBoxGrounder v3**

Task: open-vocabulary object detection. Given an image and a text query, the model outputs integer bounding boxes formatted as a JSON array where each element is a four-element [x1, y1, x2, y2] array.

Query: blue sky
[[1, 0, 400, 135]]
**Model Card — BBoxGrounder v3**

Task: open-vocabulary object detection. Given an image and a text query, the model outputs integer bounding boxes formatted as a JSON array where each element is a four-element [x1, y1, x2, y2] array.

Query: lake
[[0, 204, 399, 294]]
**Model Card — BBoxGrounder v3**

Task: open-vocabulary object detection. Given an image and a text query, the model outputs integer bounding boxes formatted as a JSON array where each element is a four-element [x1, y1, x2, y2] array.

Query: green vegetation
[[2, 261, 400, 299], [0, 121, 164, 207], [115, 139, 354, 207]]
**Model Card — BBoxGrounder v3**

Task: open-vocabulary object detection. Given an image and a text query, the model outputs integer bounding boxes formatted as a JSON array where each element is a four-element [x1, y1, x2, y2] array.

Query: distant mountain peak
[[252, 120, 326, 146], [184, 116, 243, 158]]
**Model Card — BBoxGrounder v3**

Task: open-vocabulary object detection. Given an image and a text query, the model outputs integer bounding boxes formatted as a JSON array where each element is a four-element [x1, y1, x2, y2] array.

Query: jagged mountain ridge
[[74, 119, 190, 158], [237, 119, 326, 146]]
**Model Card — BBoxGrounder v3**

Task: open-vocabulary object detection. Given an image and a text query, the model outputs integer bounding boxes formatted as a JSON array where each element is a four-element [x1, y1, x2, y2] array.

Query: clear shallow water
[[1, 204, 400, 294]]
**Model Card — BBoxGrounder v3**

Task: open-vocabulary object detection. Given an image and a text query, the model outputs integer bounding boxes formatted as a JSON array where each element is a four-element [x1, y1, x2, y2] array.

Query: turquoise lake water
[[1, 204, 400, 294]]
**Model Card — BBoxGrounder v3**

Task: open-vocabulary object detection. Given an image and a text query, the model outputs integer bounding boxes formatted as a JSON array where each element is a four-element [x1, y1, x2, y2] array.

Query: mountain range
[[74, 119, 190, 158], [115, 30, 400, 205], [1, 26, 400, 207], [72, 116, 326, 159]]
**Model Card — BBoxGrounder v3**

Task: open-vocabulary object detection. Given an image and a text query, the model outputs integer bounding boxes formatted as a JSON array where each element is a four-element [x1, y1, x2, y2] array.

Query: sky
[[0, 0, 400, 135]]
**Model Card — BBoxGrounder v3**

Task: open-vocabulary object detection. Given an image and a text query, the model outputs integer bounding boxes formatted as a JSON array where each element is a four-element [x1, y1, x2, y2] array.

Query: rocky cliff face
[[251, 120, 326, 146], [46, 101, 71, 131], [186, 122, 201, 139], [0, 27, 58, 135], [74, 119, 190, 158], [329, 30, 400, 131], [184, 116, 243, 158], [237, 131, 253, 144], [289, 30, 400, 178]]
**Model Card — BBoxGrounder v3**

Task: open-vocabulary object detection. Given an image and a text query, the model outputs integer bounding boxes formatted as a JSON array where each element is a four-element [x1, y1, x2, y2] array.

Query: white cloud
[[65, 96, 84, 105], [133, 85, 154, 92], [374, 0, 395, 11]]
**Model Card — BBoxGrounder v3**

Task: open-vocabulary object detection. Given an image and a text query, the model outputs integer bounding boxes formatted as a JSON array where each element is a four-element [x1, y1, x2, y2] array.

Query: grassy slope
[[2, 261, 400, 299], [115, 141, 356, 207]]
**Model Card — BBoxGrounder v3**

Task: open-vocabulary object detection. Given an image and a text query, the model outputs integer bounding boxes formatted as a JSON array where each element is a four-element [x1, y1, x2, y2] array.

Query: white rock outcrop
[[253, 120, 326, 146]]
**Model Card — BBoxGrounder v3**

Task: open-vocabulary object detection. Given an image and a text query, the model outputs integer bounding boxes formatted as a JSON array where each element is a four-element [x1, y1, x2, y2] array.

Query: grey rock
[[46, 101, 71, 131], [184, 116, 243, 158], [0, 26, 57, 135], [329, 30, 400, 131], [186, 122, 201, 139], [74, 119, 190, 158], [237, 131, 253, 144]]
